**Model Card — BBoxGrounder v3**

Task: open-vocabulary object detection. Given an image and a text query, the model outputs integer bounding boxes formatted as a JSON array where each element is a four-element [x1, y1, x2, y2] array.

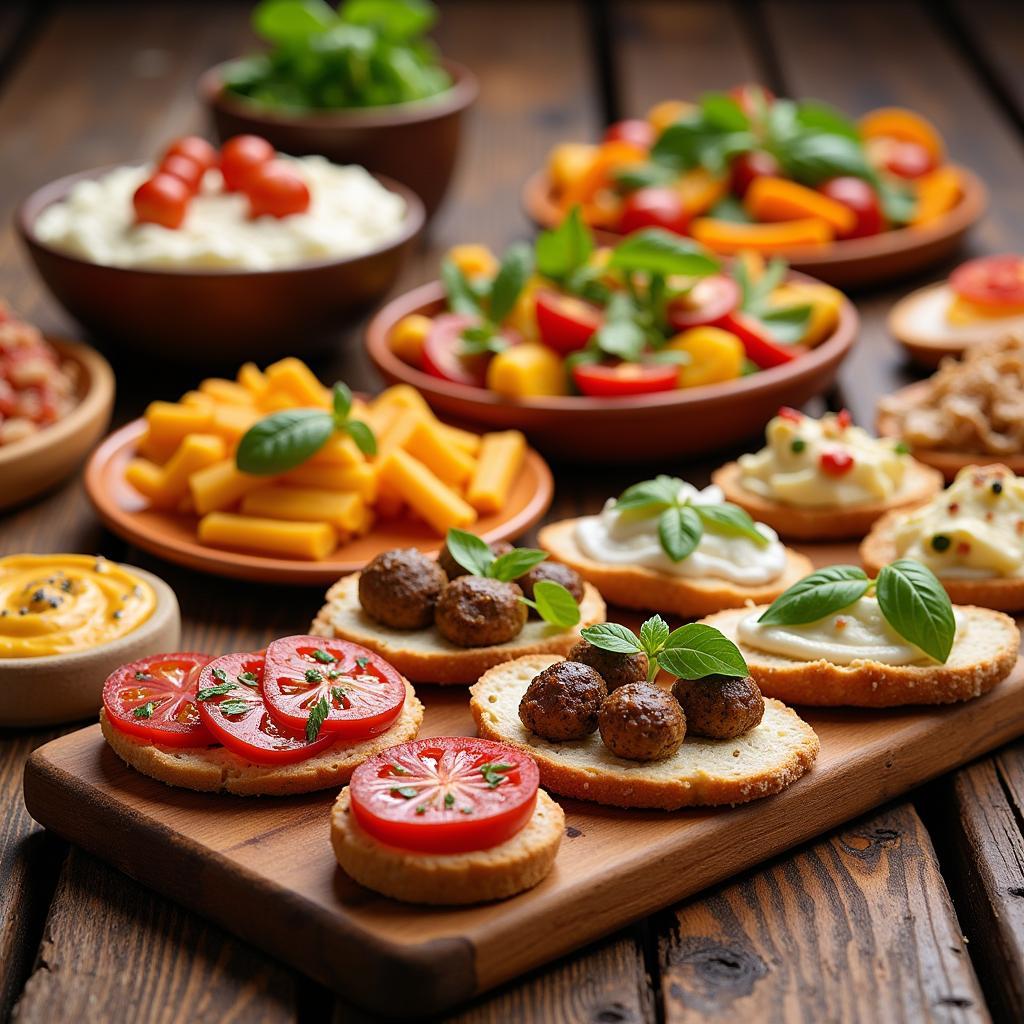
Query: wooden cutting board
[[24, 663, 1024, 1019]]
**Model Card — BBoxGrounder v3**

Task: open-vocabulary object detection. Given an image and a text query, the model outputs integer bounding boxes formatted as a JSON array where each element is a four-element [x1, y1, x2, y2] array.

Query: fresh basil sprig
[[758, 565, 870, 625], [732, 256, 811, 345], [581, 614, 749, 682], [236, 381, 376, 475]]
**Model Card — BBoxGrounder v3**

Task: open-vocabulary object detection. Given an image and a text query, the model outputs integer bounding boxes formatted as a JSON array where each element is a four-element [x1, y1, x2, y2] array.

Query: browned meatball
[[437, 540, 514, 580], [358, 548, 447, 629], [566, 638, 648, 692], [434, 576, 528, 647], [671, 675, 764, 739], [518, 661, 607, 741], [518, 562, 585, 615], [598, 682, 686, 761]]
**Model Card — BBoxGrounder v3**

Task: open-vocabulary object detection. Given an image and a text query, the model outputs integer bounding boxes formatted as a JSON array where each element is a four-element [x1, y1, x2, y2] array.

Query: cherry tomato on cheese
[[133, 173, 191, 229], [219, 134, 274, 192], [196, 651, 336, 764], [818, 177, 883, 239], [667, 274, 741, 331], [535, 290, 602, 354], [717, 311, 797, 368], [246, 161, 311, 219], [619, 187, 691, 236], [820, 450, 854, 476], [102, 652, 215, 747], [163, 135, 218, 173], [262, 636, 405, 740], [950, 255, 1024, 310], [729, 150, 781, 198], [348, 737, 540, 854], [572, 361, 678, 397], [159, 154, 204, 194], [604, 119, 656, 150]]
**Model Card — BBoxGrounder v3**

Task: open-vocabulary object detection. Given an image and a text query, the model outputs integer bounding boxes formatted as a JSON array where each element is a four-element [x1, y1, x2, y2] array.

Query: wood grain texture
[[658, 803, 986, 1023], [947, 0, 1024, 121]]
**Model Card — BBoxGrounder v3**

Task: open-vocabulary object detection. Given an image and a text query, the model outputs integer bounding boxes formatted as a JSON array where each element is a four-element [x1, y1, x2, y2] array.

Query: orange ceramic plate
[[85, 420, 554, 585]]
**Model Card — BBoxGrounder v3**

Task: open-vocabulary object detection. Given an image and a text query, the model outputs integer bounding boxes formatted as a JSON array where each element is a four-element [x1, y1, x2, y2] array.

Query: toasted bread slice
[[861, 509, 1024, 612], [470, 655, 819, 809], [711, 459, 943, 541], [310, 573, 606, 685], [331, 786, 563, 904], [703, 605, 1019, 707], [538, 518, 813, 618], [99, 681, 424, 796]]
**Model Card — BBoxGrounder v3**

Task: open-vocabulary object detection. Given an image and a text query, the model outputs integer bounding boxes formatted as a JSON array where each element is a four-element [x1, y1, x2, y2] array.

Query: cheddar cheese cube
[[467, 431, 526, 514], [378, 448, 477, 534], [198, 513, 336, 561]]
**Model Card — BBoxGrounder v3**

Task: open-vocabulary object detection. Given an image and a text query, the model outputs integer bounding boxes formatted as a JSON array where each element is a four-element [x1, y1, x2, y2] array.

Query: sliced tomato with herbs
[[572, 361, 678, 397], [603, 119, 655, 150], [619, 187, 691, 235], [667, 274, 741, 331], [718, 311, 797, 369], [102, 652, 215, 747], [348, 737, 539, 854], [196, 652, 336, 764], [535, 290, 602, 354], [950, 255, 1024, 310], [262, 636, 405, 741]]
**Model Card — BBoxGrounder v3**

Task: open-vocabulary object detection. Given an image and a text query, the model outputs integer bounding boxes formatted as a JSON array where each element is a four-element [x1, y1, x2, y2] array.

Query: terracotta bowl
[[365, 279, 859, 463], [0, 339, 114, 510], [200, 59, 477, 219], [521, 166, 987, 289], [0, 564, 180, 727], [16, 168, 424, 364]]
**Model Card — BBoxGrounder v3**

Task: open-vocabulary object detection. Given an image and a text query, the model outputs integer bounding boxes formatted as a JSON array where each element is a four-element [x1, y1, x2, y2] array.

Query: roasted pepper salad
[[545, 84, 962, 251], [388, 209, 844, 399]]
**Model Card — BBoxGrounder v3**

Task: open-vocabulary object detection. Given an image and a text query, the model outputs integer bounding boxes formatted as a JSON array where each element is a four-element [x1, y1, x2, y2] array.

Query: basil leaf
[[608, 229, 720, 278], [441, 258, 483, 316], [638, 614, 670, 656], [759, 304, 813, 345], [197, 682, 236, 701], [489, 242, 533, 324], [236, 409, 334, 475], [593, 292, 646, 362], [700, 92, 750, 132], [694, 503, 769, 547], [877, 178, 916, 226], [305, 693, 330, 742], [659, 623, 749, 680], [535, 205, 594, 282], [219, 698, 251, 716], [344, 419, 377, 456], [766, 99, 799, 145], [615, 475, 681, 513], [132, 701, 155, 719], [444, 528, 494, 577], [875, 559, 956, 664], [332, 381, 352, 422], [533, 580, 581, 628], [658, 504, 703, 562], [758, 565, 870, 625], [794, 101, 860, 140], [708, 195, 752, 224], [651, 118, 755, 175], [611, 162, 678, 192], [741, 256, 790, 315], [580, 622, 642, 655], [341, 0, 436, 41], [254, 0, 335, 45], [489, 548, 548, 582], [775, 133, 872, 186]]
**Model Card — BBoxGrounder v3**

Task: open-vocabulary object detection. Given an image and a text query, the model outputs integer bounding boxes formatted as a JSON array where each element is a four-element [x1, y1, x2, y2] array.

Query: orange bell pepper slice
[[859, 107, 945, 163], [745, 177, 856, 235], [910, 166, 962, 226], [560, 140, 647, 212], [690, 217, 834, 254]]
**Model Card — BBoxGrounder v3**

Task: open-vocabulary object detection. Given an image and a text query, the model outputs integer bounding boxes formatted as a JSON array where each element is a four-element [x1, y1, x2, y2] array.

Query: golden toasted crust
[[703, 605, 1020, 707], [310, 573, 606, 685], [860, 509, 1024, 612], [537, 518, 813, 617], [99, 681, 424, 796], [330, 787, 564, 904], [711, 459, 944, 541], [470, 655, 819, 809]]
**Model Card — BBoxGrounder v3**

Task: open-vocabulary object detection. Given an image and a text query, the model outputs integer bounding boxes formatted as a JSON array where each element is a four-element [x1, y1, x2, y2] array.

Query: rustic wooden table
[[2, 1, 1024, 1020]]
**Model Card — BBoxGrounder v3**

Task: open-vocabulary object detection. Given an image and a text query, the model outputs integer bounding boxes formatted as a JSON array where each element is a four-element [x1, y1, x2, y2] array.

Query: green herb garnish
[[306, 694, 330, 742], [237, 671, 259, 687], [312, 649, 336, 664], [212, 667, 228, 683], [304, 668, 324, 683], [133, 702, 156, 719], [219, 698, 251, 716], [330, 686, 347, 705], [479, 762, 515, 788], [444, 792, 455, 807], [134, 671, 151, 681], [197, 682, 237, 701], [392, 786, 419, 799], [355, 656, 369, 669], [757, 566, 870, 626]]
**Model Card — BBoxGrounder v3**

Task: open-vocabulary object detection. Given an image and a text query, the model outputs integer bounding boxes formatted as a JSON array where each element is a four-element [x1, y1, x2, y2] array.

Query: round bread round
[[703, 605, 1020, 707], [861, 508, 1024, 612], [711, 459, 943, 540], [470, 655, 819, 809], [331, 786, 564, 905], [310, 573, 606, 685], [538, 518, 813, 618], [99, 680, 424, 796]]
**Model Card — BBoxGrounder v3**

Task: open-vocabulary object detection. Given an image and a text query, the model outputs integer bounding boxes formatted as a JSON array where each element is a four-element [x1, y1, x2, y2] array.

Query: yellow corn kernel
[[210, 404, 262, 444], [390, 314, 433, 367], [446, 244, 498, 280], [308, 433, 364, 467], [440, 423, 482, 456], [378, 448, 477, 534], [282, 462, 377, 501], [547, 143, 598, 192], [666, 327, 744, 389], [265, 357, 330, 407], [159, 434, 227, 505], [144, 401, 213, 450], [404, 417, 477, 486], [189, 459, 268, 515], [486, 344, 567, 398], [467, 431, 526, 514], [198, 512, 336, 561], [237, 362, 270, 398], [647, 99, 696, 134], [125, 458, 166, 502], [200, 378, 255, 406], [241, 486, 368, 534]]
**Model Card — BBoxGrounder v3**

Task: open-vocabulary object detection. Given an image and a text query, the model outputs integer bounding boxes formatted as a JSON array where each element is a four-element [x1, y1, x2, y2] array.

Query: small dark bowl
[[16, 166, 424, 364], [200, 59, 478, 219]]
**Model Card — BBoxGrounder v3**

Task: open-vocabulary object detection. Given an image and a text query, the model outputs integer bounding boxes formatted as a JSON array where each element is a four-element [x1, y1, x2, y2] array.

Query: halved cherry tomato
[[219, 134, 274, 192], [348, 737, 539, 854], [102, 652, 215, 747], [820, 450, 854, 476], [604, 119, 655, 149], [729, 150, 781, 197], [818, 177, 883, 239], [246, 161, 310, 219], [619, 187, 691, 235], [197, 652, 336, 765], [950, 255, 1024, 310], [163, 135, 218, 173], [133, 173, 190, 229], [422, 314, 521, 388], [262, 636, 405, 740], [718, 311, 797, 368], [572, 361, 678, 397], [159, 154, 204, 194], [667, 274, 741, 331], [881, 140, 935, 180], [535, 290, 602, 354]]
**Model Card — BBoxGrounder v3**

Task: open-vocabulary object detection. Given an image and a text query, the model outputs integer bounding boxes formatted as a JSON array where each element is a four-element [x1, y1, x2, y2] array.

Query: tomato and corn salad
[[388, 211, 845, 400], [545, 84, 962, 252], [0, 304, 78, 447]]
